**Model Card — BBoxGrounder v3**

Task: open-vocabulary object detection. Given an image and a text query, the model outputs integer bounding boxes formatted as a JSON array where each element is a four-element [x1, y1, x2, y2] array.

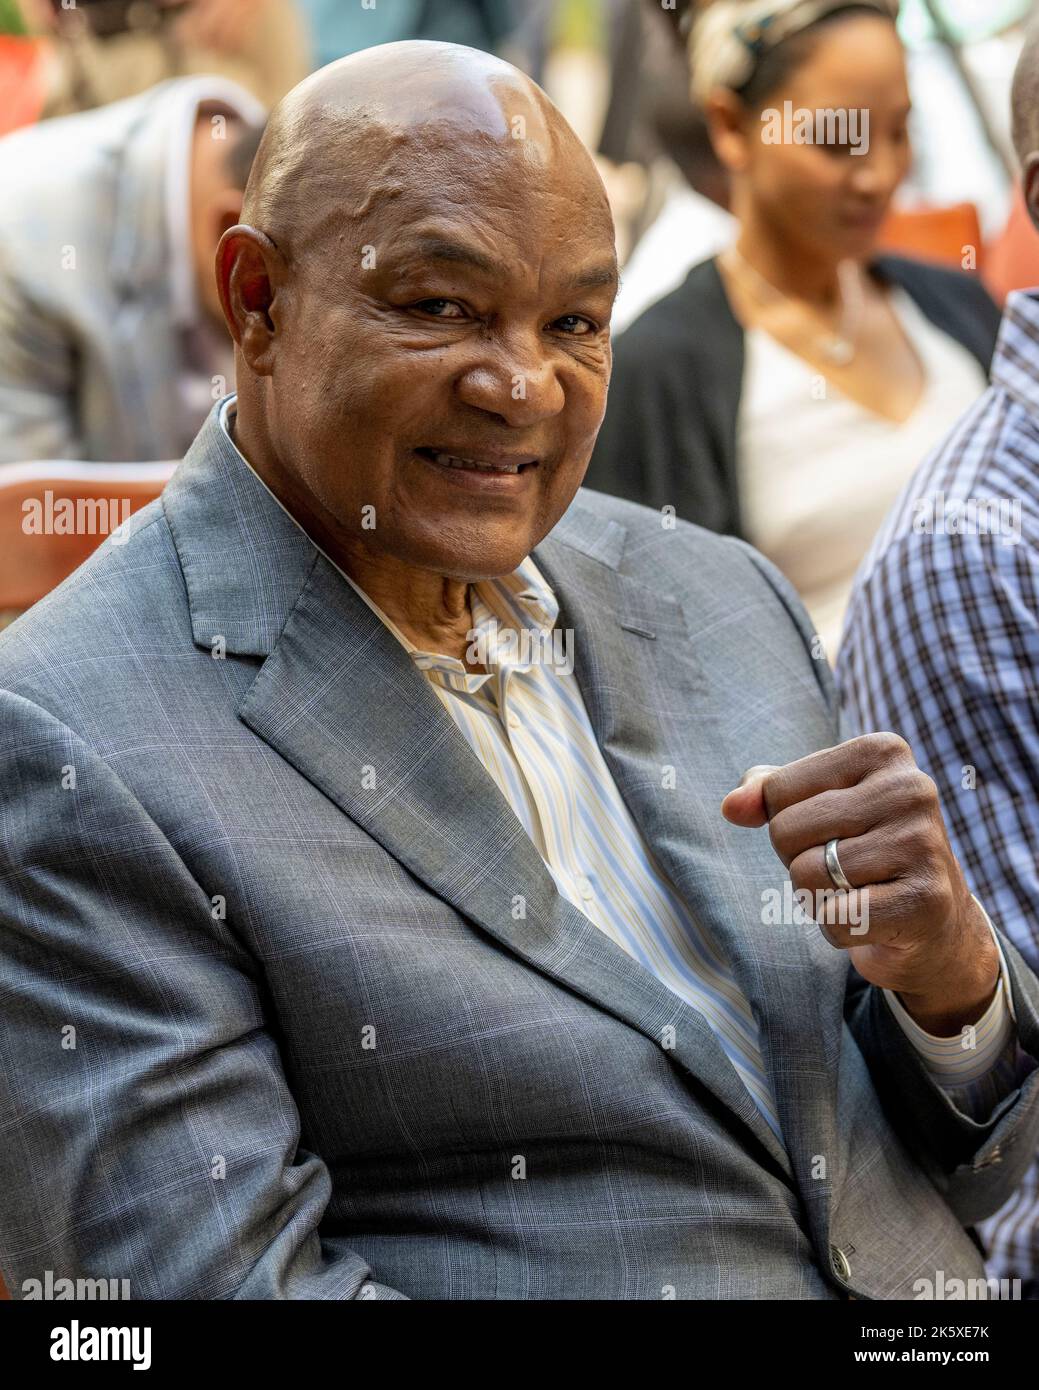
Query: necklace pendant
[[822, 337, 854, 367]]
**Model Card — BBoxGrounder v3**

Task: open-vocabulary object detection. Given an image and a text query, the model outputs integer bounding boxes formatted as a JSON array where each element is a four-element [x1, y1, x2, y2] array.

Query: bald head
[[241, 41, 603, 261]]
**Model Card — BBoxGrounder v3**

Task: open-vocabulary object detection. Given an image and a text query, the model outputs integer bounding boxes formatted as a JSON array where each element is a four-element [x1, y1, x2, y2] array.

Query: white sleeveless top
[[736, 287, 988, 660]]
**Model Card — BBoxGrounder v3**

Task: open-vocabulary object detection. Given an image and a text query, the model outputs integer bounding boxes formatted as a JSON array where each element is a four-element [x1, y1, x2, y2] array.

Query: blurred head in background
[[190, 108, 266, 328], [651, 89, 731, 211], [0, 75, 266, 464], [692, 0, 907, 269]]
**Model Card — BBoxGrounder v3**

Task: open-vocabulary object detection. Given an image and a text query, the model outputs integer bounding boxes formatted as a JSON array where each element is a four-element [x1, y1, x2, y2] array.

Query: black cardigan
[[585, 255, 1002, 540]]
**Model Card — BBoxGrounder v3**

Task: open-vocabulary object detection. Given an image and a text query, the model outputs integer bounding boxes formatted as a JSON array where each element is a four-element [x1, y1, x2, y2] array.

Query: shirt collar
[[216, 395, 560, 682], [991, 288, 1039, 419]]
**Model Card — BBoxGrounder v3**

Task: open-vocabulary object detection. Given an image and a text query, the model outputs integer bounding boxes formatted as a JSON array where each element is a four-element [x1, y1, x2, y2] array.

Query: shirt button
[[576, 876, 595, 901], [507, 712, 520, 729], [830, 1245, 852, 1284]]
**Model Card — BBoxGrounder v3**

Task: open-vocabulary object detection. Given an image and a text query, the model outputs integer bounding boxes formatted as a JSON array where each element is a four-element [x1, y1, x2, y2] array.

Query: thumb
[[720, 765, 778, 828]]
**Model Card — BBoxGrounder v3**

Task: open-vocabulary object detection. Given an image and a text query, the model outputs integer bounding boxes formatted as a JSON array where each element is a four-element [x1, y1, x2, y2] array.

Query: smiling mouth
[[415, 447, 539, 476]]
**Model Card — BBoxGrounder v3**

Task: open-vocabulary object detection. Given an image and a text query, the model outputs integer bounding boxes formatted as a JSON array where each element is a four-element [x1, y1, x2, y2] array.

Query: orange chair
[[0, 35, 49, 136], [0, 460, 177, 619], [878, 201, 984, 273], [984, 187, 1039, 305]]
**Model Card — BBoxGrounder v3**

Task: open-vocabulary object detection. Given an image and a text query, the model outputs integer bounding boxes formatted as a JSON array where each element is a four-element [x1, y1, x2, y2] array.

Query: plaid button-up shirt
[[838, 288, 1039, 1292]]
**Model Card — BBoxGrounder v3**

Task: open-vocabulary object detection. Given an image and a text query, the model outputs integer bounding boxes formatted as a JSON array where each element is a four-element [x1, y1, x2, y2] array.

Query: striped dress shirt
[[218, 396, 1022, 1159], [838, 288, 1039, 1291]]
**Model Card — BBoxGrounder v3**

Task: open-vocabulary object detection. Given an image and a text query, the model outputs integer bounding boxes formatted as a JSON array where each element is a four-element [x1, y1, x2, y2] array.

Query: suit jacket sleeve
[[0, 692, 408, 1300], [0, 250, 83, 464], [844, 945, 1039, 1226], [733, 538, 1039, 1223]]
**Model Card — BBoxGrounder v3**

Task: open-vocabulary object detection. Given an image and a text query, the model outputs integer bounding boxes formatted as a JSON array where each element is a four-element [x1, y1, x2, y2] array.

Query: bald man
[[0, 42, 1037, 1303], [839, 20, 1039, 1295]]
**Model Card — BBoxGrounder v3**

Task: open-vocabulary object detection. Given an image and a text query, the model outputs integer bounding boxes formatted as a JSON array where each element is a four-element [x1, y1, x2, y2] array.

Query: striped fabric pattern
[[838, 287, 1039, 1290], [889, 977, 1010, 1085], [884, 920, 1018, 1112]]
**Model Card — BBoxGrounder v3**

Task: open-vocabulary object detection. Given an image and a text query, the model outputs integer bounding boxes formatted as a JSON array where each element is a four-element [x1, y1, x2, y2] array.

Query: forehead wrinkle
[[373, 166, 616, 299], [244, 54, 612, 273]]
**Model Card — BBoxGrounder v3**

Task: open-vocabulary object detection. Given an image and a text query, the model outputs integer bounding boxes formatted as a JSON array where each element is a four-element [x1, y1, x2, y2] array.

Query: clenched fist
[[721, 732, 1000, 1036]]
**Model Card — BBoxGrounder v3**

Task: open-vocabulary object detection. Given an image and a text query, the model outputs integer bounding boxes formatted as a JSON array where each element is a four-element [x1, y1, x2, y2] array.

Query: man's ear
[[215, 224, 285, 375]]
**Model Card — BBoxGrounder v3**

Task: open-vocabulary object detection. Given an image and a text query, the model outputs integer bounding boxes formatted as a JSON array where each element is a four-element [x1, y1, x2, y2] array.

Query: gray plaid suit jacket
[[1, 405, 1038, 1300]]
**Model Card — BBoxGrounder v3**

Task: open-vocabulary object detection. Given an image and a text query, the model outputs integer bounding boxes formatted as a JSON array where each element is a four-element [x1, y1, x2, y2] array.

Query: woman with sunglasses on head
[[587, 0, 1000, 659]]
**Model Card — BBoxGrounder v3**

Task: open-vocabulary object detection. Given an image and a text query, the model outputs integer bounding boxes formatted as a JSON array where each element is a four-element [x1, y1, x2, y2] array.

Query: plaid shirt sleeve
[[838, 517, 1039, 964], [837, 297, 1039, 1286], [839, 520, 1039, 1284]]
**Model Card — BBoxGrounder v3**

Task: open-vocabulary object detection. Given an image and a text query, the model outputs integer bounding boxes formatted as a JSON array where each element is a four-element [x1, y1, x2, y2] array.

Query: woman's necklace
[[722, 247, 866, 367]]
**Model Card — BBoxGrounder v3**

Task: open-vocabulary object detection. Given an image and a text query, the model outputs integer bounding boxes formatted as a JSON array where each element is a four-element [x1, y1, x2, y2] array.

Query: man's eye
[[552, 314, 595, 335], [413, 298, 466, 318]]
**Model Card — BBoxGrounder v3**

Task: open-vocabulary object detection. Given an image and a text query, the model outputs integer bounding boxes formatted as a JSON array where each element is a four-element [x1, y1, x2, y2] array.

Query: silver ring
[[824, 838, 855, 892]]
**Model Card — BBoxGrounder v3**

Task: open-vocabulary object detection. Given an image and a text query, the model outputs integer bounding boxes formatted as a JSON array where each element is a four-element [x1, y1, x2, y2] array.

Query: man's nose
[[455, 337, 566, 426]]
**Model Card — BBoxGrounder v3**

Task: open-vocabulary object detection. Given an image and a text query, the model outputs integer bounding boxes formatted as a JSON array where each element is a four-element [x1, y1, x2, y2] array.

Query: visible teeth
[[432, 451, 520, 474]]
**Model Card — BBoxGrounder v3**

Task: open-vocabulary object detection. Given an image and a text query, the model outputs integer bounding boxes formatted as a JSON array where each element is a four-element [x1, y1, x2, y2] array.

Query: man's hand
[[721, 733, 1000, 1036]]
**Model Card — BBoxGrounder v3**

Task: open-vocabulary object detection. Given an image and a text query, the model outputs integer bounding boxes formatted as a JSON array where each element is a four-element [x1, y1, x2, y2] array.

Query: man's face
[[262, 142, 618, 581]]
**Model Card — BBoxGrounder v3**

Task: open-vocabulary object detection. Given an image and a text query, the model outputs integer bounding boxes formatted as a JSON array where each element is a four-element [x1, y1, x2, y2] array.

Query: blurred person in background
[[297, 0, 515, 70], [611, 86, 737, 331], [897, 0, 1028, 245], [0, 75, 265, 464], [14, 0, 306, 113], [586, 0, 1000, 658], [838, 17, 1039, 1297]]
